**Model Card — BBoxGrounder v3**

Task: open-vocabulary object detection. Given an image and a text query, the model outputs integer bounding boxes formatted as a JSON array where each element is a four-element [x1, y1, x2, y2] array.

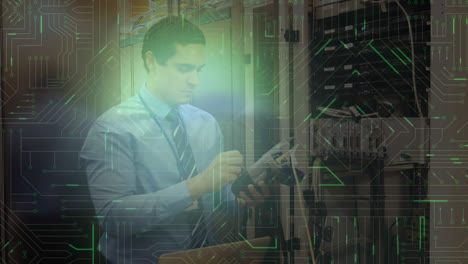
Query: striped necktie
[[166, 108, 207, 248], [166, 108, 198, 181]]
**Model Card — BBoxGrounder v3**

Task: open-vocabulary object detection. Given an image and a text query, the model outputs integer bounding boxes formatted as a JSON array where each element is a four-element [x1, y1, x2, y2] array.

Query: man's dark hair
[[141, 16, 206, 72]]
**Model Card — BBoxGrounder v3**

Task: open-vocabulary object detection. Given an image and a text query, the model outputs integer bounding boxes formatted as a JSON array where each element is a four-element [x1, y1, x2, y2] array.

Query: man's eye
[[177, 66, 192, 73]]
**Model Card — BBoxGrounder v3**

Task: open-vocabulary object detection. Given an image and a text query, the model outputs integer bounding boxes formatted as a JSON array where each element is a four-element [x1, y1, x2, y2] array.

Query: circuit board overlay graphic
[[1, 1, 467, 264]]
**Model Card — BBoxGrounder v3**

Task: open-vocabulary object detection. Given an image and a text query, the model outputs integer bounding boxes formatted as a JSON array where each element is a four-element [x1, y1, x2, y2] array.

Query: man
[[80, 16, 268, 263]]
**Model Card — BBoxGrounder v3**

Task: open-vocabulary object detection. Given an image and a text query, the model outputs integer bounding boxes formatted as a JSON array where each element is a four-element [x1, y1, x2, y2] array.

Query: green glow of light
[[355, 105, 366, 114], [419, 216, 425, 250], [259, 84, 278, 96], [98, 44, 108, 54], [65, 94, 75, 105], [397, 47, 412, 63], [238, 233, 278, 249], [323, 137, 333, 147], [453, 17, 455, 34], [212, 169, 220, 211], [68, 224, 95, 263], [391, 49, 407, 65], [40, 16, 42, 34], [3, 241, 11, 248], [303, 113, 312, 123], [369, 40, 399, 74], [66, 184, 79, 187], [397, 234, 400, 255], [315, 97, 337, 119], [212, 138, 223, 211], [403, 116, 414, 127], [315, 39, 332, 56], [308, 166, 344, 186], [340, 40, 349, 49], [8, 33, 16, 35], [265, 29, 274, 37]]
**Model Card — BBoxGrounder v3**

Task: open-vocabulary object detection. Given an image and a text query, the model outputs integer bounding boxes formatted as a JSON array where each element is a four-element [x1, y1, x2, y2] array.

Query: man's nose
[[187, 71, 200, 87]]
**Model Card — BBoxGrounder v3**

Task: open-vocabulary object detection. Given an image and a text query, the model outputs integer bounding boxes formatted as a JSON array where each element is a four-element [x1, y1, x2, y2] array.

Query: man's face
[[149, 43, 206, 106]]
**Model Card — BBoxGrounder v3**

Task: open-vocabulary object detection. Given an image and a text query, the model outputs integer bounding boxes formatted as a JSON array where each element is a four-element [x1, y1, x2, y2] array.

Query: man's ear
[[145, 51, 156, 72]]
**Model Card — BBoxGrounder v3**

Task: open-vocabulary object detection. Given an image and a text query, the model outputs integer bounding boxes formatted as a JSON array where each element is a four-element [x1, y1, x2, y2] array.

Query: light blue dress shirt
[[80, 84, 239, 263]]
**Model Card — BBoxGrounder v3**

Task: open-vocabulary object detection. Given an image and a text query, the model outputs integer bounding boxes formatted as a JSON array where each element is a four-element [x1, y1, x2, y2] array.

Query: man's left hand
[[236, 181, 270, 207]]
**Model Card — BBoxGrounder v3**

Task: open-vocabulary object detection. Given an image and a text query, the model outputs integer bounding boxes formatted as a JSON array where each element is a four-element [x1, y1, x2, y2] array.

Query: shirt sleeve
[[80, 121, 194, 238]]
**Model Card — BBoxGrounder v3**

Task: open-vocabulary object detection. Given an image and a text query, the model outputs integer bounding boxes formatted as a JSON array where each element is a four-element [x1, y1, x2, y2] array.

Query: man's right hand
[[187, 151, 243, 201]]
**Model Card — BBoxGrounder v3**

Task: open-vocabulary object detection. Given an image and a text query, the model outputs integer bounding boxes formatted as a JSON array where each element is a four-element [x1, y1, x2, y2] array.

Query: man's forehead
[[170, 43, 206, 65], [174, 43, 205, 55]]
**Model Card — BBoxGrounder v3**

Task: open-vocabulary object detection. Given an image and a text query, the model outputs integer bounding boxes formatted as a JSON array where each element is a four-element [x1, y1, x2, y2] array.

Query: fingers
[[220, 151, 243, 164], [227, 171, 239, 182], [207, 151, 245, 192], [239, 191, 256, 207], [248, 184, 264, 205], [228, 165, 242, 175], [215, 164, 242, 175], [257, 181, 270, 196], [237, 182, 271, 207], [237, 197, 247, 207]]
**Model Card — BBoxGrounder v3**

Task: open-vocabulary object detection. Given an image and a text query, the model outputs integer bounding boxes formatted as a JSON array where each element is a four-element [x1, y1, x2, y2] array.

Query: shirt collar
[[139, 83, 175, 119]]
